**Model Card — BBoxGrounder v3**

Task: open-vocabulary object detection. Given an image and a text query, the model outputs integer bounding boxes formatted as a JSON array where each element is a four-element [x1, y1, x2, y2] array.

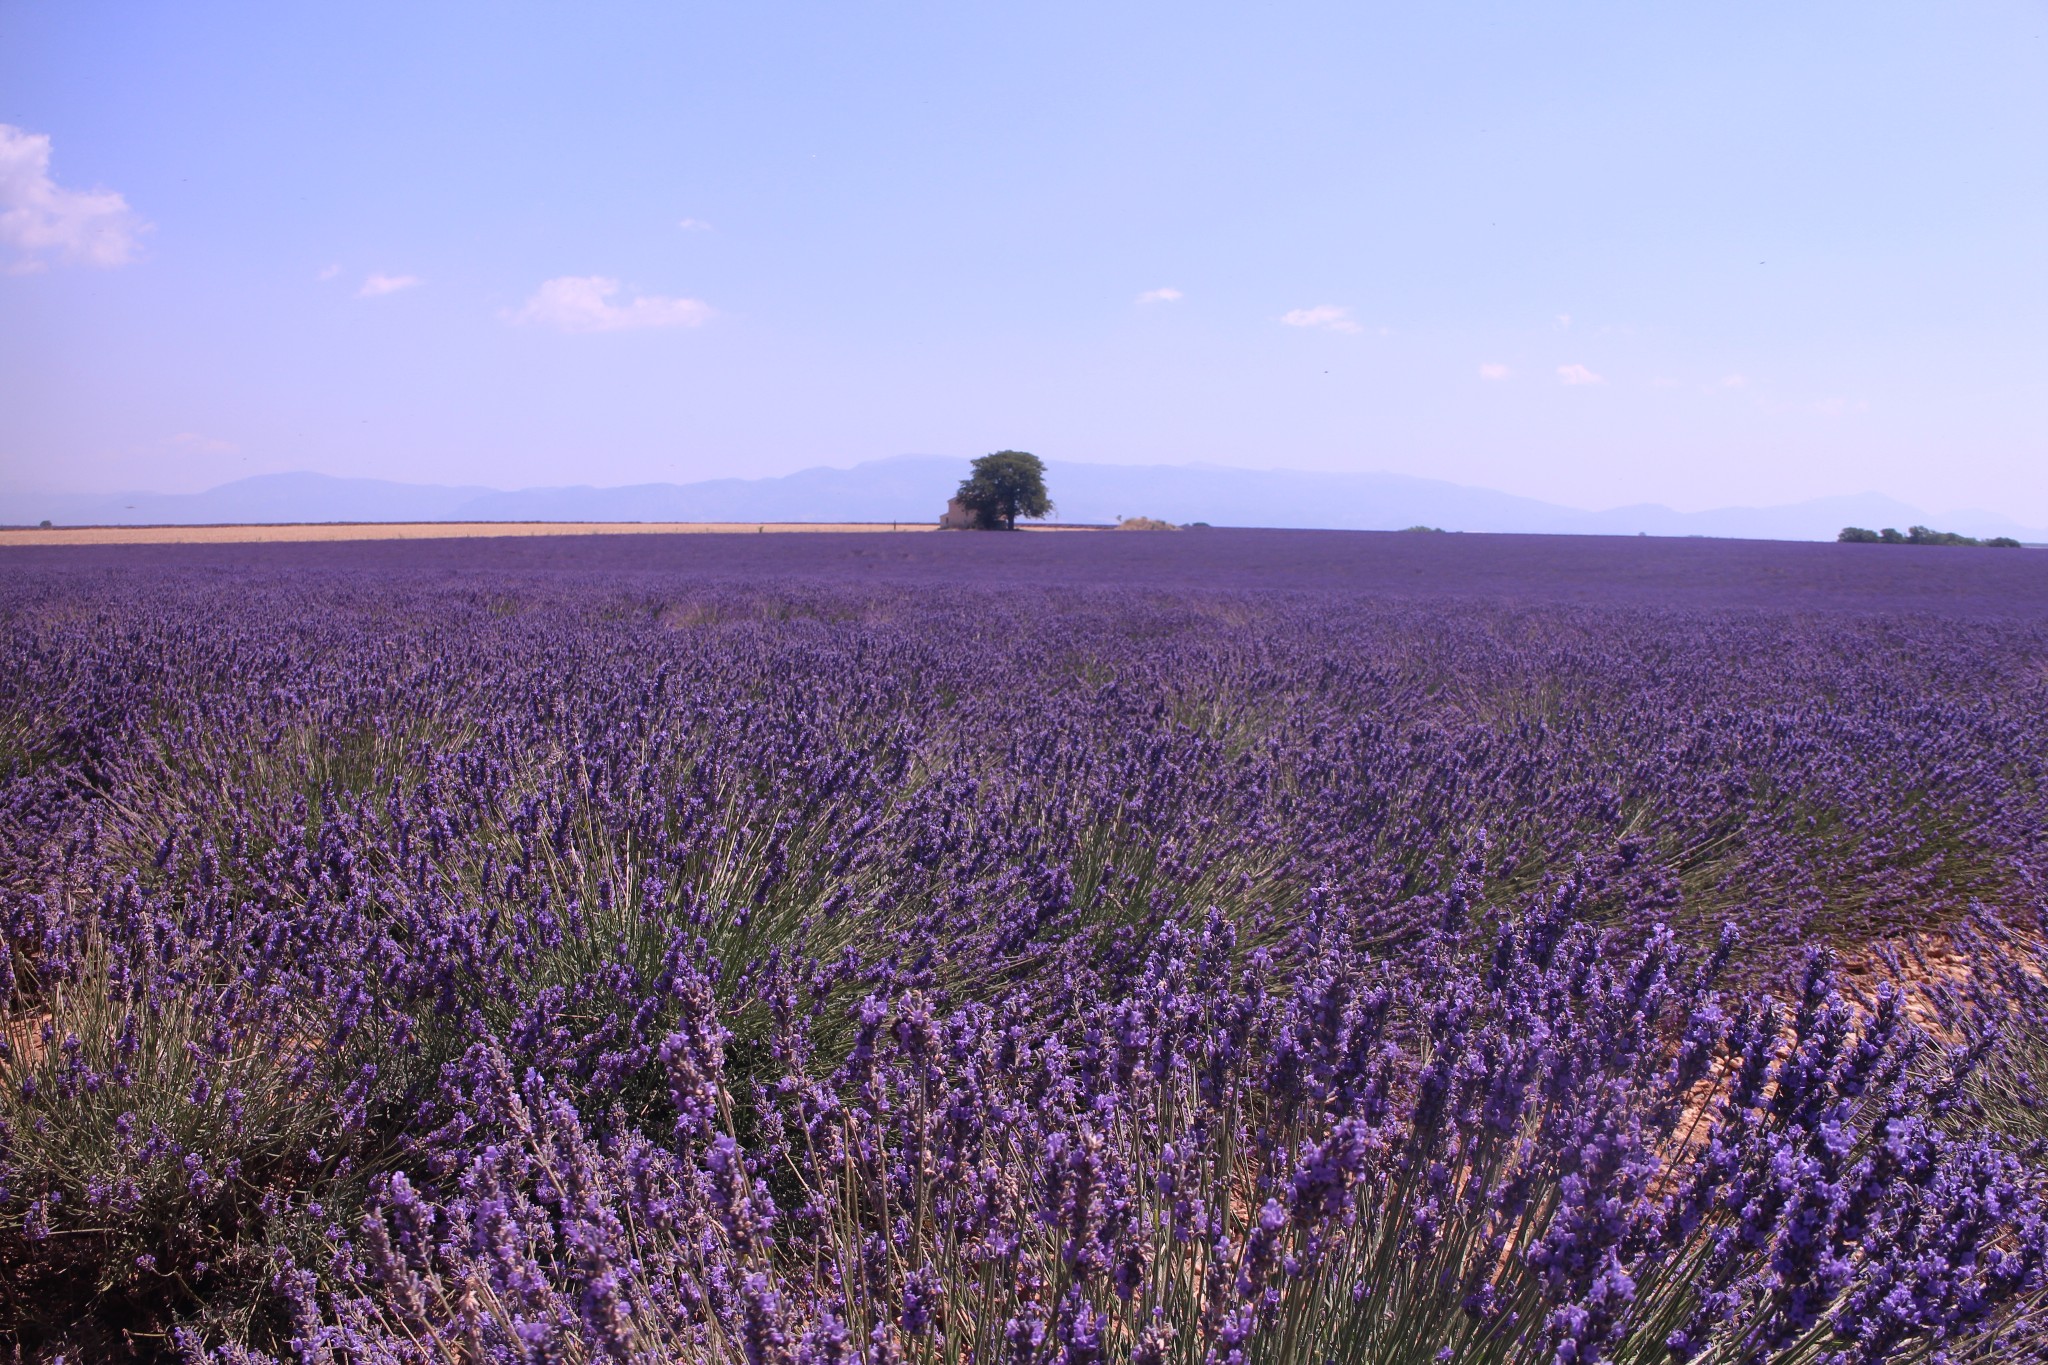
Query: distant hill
[[6, 456, 2042, 543]]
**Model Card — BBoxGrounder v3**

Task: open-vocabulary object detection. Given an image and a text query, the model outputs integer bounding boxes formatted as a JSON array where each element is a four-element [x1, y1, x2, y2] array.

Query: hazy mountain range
[[7, 456, 2043, 543]]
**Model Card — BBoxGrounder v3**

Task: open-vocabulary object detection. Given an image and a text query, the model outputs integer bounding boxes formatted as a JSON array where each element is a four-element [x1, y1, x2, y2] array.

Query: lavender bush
[[2, 532, 2045, 1361]]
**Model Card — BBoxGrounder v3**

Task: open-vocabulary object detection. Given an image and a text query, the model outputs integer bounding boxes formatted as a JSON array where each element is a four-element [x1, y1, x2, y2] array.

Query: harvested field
[[0, 520, 1099, 547]]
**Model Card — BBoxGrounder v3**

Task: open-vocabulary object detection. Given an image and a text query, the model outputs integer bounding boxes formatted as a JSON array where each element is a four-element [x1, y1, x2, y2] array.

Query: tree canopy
[[1839, 525, 2020, 548], [957, 450, 1053, 530]]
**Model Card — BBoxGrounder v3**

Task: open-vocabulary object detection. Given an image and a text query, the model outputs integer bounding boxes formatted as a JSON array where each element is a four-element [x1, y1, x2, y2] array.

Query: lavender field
[[3, 531, 2047, 1364]]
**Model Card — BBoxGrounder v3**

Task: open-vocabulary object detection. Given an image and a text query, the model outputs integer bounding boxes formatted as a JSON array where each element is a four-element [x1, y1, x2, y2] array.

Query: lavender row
[[1, 550, 2045, 1361]]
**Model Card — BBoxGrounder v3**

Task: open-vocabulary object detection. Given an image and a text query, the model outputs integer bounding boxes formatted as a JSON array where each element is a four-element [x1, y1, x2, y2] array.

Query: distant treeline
[[1839, 524, 2022, 548]]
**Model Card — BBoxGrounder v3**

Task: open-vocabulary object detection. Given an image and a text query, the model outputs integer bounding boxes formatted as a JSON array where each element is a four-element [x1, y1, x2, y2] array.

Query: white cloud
[[1280, 304, 1361, 334], [507, 275, 713, 333], [1478, 363, 1511, 381], [358, 273, 421, 297], [677, 218, 713, 231], [0, 124, 148, 272], [169, 431, 237, 454], [1555, 313, 1572, 329], [1557, 363, 1604, 386], [1716, 373, 1747, 389], [317, 263, 341, 281], [1137, 286, 1182, 304]]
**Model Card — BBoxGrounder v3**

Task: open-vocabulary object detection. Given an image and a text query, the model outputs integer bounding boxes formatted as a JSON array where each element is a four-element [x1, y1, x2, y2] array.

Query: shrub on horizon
[[1840, 524, 2019, 548]]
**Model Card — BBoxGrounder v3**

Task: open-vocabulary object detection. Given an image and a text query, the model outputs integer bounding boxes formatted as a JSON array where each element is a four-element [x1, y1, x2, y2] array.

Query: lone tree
[[957, 450, 1053, 530]]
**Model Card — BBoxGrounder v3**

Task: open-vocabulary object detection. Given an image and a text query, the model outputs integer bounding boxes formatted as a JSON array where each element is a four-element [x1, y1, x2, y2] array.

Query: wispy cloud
[[1715, 373, 1747, 389], [1557, 363, 1604, 386], [358, 273, 421, 297], [507, 276, 713, 333], [1555, 313, 1572, 329], [169, 431, 237, 454], [1807, 396, 1868, 417], [677, 218, 713, 231], [0, 124, 148, 272], [1137, 286, 1182, 304], [1478, 363, 1511, 381], [1280, 304, 1361, 334], [317, 263, 341, 282]]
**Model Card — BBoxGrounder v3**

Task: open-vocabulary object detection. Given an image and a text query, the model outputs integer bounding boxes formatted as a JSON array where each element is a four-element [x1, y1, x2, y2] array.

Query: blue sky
[[2, 1, 2044, 521]]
